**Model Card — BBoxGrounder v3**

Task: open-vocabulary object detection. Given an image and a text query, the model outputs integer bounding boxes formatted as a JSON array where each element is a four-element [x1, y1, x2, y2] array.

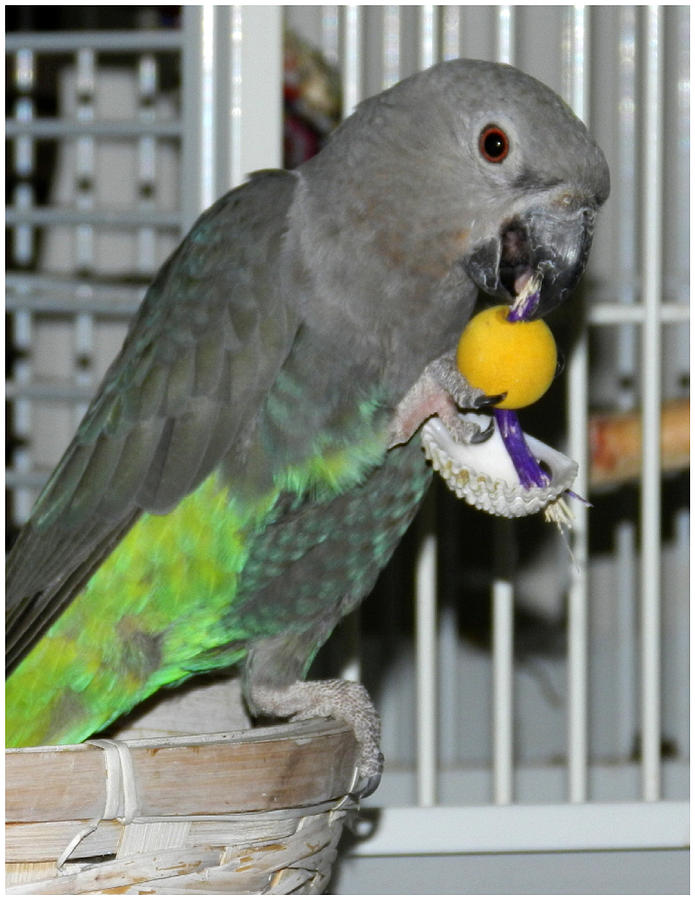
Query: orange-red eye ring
[[479, 125, 510, 163]]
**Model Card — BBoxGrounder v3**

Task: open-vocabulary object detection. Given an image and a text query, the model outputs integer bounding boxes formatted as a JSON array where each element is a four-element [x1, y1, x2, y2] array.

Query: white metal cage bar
[[564, 2, 591, 806], [349, 800, 688, 857], [11, 46, 36, 525], [639, 4, 664, 803], [491, 4, 516, 809], [415, 2, 441, 809], [416, 523, 438, 806], [341, 6, 362, 118], [382, 6, 400, 88], [73, 46, 96, 426]]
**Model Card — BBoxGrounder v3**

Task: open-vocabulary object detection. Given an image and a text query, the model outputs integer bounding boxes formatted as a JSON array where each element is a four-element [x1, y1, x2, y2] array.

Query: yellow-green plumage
[[7, 475, 250, 747], [6, 378, 428, 748]]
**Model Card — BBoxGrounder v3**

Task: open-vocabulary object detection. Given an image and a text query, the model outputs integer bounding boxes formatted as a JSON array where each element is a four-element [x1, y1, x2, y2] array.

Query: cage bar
[[73, 47, 97, 422], [5, 31, 182, 52], [11, 47, 36, 525], [341, 6, 362, 118], [419, 5, 438, 69], [229, 5, 245, 190], [136, 53, 158, 274], [13, 49, 34, 266], [349, 801, 688, 857], [616, 522, 638, 759], [441, 7, 460, 60], [490, 5, 517, 807], [492, 522, 514, 805], [6, 119, 181, 139], [496, 6, 515, 66], [564, 4, 590, 804], [639, 4, 664, 803], [616, 6, 638, 409], [199, 5, 217, 207], [382, 7, 401, 88], [320, 6, 340, 66], [416, 528, 438, 806], [414, 6, 440, 808], [588, 302, 688, 325], [234, 6, 283, 186], [5, 208, 181, 228]]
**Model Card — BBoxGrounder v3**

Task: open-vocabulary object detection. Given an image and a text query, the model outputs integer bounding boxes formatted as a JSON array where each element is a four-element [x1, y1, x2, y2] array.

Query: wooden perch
[[590, 397, 689, 488]]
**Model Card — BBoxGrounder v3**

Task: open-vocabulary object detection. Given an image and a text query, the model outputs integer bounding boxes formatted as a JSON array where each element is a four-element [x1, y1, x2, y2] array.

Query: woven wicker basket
[[6, 718, 360, 894]]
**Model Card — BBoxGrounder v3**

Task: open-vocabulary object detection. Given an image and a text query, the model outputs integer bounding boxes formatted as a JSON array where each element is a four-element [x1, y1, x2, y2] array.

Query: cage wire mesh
[[5, 2, 689, 837]]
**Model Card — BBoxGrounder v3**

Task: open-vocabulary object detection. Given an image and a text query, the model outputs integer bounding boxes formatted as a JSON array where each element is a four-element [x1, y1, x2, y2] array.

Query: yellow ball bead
[[456, 305, 557, 409]]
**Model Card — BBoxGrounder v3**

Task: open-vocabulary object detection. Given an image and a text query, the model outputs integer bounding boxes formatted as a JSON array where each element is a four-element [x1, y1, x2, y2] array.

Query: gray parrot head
[[311, 58, 610, 323], [397, 59, 610, 317], [418, 60, 610, 317]]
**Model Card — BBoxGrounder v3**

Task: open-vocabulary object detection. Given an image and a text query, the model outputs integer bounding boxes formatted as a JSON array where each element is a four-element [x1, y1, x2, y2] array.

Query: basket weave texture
[[6, 719, 360, 894]]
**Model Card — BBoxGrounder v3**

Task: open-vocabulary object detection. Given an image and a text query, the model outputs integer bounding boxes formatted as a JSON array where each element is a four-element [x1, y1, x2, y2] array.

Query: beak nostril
[[583, 207, 596, 224]]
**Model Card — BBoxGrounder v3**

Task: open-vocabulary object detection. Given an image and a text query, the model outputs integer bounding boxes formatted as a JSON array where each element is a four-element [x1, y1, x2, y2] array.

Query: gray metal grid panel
[[6, 24, 186, 524]]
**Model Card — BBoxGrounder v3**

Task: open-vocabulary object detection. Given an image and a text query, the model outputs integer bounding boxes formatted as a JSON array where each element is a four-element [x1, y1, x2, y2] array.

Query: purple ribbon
[[492, 289, 550, 490]]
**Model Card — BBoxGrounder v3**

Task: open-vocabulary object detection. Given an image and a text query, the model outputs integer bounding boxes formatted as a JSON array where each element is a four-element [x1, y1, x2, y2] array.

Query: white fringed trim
[[421, 412, 578, 520]]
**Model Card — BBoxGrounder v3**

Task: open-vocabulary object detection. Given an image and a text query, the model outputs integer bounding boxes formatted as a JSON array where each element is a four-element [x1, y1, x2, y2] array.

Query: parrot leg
[[243, 630, 383, 797], [388, 351, 499, 448]]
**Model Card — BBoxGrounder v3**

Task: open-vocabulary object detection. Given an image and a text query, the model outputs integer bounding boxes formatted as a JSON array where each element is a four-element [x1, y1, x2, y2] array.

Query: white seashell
[[421, 412, 578, 520]]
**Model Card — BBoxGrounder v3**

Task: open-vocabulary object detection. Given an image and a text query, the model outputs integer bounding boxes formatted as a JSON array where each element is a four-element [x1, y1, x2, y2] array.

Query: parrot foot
[[248, 678, 383, 797], [388, 351, 495, 448]]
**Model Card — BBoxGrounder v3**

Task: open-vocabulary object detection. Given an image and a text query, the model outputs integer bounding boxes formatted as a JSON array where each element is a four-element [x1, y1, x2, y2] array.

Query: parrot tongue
[[499, 218, 532, 297], [513, 268, 535, 296]]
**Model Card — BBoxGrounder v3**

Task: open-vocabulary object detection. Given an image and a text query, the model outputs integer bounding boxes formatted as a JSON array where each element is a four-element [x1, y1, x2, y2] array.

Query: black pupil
[[484, 130, 506, 158]]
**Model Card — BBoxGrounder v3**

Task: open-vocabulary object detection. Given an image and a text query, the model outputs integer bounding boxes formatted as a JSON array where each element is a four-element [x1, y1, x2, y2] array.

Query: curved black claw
[[350, 754, 384, 800], [469, 418, 495, 444], [475, 391, 507, 409]]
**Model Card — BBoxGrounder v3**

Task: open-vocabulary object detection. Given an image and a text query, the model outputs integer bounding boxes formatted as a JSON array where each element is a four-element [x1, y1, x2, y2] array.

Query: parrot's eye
[[479, 125, 510, 163]]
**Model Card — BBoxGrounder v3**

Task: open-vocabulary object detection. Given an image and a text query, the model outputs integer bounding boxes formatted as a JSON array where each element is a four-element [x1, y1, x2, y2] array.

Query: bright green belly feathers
[[7, 474, 253, 747]]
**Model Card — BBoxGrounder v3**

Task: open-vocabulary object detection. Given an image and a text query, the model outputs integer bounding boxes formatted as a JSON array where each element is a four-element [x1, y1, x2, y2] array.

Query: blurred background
[[6, 6, 689, 893]]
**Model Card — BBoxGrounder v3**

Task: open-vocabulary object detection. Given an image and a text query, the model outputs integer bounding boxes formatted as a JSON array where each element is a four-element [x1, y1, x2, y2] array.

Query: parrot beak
[[464, 197, 599, 318]]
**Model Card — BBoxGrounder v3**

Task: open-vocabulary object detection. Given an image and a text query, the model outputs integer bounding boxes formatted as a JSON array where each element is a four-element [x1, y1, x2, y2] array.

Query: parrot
[[6, 59, 609, 794]]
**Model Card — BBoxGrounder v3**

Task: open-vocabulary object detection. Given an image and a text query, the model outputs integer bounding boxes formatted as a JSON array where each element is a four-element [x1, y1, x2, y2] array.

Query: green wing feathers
[[6, 395, 394, 748]]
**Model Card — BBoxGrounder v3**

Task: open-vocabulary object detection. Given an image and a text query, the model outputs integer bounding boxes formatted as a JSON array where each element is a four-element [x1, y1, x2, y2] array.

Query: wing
[[6, 170, 301, 670]]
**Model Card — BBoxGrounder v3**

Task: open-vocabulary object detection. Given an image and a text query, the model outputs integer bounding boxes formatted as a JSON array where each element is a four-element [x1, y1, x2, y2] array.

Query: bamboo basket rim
[[7, 718, 361, 893], [6, 717, 361, 824]]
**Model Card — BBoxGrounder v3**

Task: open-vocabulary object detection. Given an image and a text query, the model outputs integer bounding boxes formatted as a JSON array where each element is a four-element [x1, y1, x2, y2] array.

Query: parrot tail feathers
[[6, 510, 140, 672]]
